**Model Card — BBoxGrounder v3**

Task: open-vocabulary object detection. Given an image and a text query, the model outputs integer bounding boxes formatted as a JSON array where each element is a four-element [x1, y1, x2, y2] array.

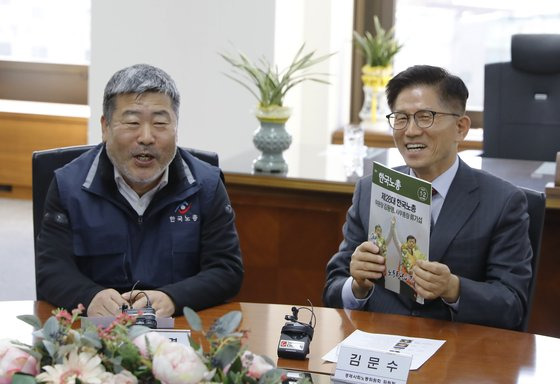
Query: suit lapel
[[429, 159, 479, 263]]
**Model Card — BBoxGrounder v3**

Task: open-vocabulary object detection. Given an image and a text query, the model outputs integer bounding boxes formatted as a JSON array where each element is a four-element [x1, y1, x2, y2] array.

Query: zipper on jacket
[[121, 253, 129, 282]]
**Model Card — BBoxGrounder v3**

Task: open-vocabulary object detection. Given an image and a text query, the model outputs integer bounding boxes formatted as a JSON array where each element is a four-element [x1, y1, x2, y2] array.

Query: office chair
[[518, 186, 546, 332], [32, 144, 220, 244], [483, 34, 560, 161]]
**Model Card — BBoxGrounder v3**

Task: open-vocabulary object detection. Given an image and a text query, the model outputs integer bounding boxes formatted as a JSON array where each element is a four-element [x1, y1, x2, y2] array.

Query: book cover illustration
[[368, 162, 432, 304]]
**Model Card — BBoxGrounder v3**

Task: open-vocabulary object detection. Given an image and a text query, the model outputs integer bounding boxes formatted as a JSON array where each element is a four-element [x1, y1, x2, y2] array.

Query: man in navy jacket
[[36, 64, 243, 317]]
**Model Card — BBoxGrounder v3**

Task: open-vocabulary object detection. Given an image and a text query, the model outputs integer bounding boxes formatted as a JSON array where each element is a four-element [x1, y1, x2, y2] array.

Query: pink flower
[[99, 370, 138, 384], [152, 342, 212, 384], [132, 332, 168, 358], [0, 339, 39, 383], [55, 310, 72, 323], [241, 350, 275, 379], [71, 304, 86, 318]]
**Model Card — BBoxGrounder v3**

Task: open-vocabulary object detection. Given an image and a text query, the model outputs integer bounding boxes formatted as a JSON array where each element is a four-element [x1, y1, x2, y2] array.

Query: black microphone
[[278, 302, 316, 360], [121, 281, 157, 329], [284, 306, 299, 322]]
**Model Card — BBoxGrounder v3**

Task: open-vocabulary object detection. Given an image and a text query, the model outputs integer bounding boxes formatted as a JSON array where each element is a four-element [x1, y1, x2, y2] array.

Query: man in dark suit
[[323, 65, 532, 330]]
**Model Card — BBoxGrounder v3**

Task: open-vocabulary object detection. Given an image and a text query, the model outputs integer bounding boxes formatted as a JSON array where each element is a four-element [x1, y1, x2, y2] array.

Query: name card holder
[[81, 316, 175, 329], [81, 316, 190, 346], [153, 329, 191, 346], [334, 344, 412, 384]]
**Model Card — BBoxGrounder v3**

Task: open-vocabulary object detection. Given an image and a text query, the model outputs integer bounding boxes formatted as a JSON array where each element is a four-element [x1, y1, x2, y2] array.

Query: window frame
[[0, 60, 88, 105]]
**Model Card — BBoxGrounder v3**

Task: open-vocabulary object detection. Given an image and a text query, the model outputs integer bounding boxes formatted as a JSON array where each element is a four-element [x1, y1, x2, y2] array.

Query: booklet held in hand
[[368, 162, 432, 304]]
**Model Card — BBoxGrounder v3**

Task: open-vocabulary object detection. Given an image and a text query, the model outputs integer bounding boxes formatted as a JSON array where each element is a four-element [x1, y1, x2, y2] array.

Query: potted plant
[[353, 15, 403, 126], [221, 44, 333, 173]]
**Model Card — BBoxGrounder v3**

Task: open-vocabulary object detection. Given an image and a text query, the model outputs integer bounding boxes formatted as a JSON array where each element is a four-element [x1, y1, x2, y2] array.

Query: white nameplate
[[153, 329, 191, 346], [334, 344, 412, 384], [81, 316, 175, 329], [279, 338, 305, 351]]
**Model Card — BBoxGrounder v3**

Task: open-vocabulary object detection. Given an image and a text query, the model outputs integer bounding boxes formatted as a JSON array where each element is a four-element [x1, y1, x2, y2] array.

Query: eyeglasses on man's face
[[386, 110, 461, 130]]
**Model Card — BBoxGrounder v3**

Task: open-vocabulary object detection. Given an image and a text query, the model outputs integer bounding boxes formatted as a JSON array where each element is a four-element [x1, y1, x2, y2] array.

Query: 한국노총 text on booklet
[[368, 162, 432, 304]]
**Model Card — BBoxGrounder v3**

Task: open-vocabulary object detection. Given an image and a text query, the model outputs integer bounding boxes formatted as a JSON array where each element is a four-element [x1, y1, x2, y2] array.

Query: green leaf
[[209, 311, 242, 338], [12, 373, 37, 384], [230, 370, 254, 384], [228, 354, 243, 373], [79, 316, 96, 329], [107, 355, 124, 371], [42, 339, 57, 359], [16, 314, 42, 330], [81, 329, 102, 349], [353, 15, 402, 67], [117, 342, 143, 372], [9, 339, 33, 349], [221, 44, 333, 106], [213, 339, 241, 369], [183, 306, 202, 332], [246, 378, 258, 384], [188, 336, 201, 352], [42, 316, 60, 342], [259, 368, 285, 384], [128, 325, 152, 340]]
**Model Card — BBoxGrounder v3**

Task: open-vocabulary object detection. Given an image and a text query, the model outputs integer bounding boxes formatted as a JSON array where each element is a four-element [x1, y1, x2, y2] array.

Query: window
[[0, 0, 90, 104], [0, 0, 90, 65], [393, 0, 560, 110]]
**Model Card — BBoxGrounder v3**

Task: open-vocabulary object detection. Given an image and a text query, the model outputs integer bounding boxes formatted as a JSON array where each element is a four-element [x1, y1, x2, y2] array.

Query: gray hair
[[102, 64, 180, 124]]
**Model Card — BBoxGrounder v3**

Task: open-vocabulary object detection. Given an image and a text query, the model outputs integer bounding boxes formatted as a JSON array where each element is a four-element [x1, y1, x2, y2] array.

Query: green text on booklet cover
[[369, 161, 432, 304], [372, 162, 432, 204]]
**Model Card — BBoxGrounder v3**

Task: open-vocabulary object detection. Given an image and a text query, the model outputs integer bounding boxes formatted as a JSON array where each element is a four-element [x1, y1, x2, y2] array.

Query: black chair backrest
[[32, 144, 219, 244], [483, 34, 560, 161], [518, 186, 546, 331]]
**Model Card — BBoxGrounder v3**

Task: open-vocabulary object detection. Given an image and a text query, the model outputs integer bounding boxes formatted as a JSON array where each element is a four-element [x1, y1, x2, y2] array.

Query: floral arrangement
[[220, 44, 333, 109], [353, 15, 402, 68], [0, 305, 287, 384]]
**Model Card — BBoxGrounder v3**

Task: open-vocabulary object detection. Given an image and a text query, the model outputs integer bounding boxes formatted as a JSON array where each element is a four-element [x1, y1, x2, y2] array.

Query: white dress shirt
[[114, 167, 169, 216]]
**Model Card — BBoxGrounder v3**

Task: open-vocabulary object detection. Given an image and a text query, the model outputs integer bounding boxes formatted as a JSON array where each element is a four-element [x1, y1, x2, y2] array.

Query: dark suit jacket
[[323, 158, 532, 330]]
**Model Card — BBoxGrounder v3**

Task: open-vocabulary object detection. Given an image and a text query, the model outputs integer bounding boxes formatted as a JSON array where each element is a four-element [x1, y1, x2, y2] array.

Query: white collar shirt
[[113, 167, 169, 216]]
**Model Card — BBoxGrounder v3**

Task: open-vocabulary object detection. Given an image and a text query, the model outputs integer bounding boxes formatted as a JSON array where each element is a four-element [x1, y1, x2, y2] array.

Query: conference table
[[2, 300, 557, 383], [222, 145, 560, 338]]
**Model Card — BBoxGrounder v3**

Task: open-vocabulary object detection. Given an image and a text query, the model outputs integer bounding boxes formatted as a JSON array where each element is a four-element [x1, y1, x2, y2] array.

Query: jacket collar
[[429, 158, 479, 263], [83, 144, 201, 215]]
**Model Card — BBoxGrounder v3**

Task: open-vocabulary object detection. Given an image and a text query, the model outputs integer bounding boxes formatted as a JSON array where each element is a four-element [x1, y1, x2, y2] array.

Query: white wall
[[89, 0, 353, 162], [0, 0, 354, 302]]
